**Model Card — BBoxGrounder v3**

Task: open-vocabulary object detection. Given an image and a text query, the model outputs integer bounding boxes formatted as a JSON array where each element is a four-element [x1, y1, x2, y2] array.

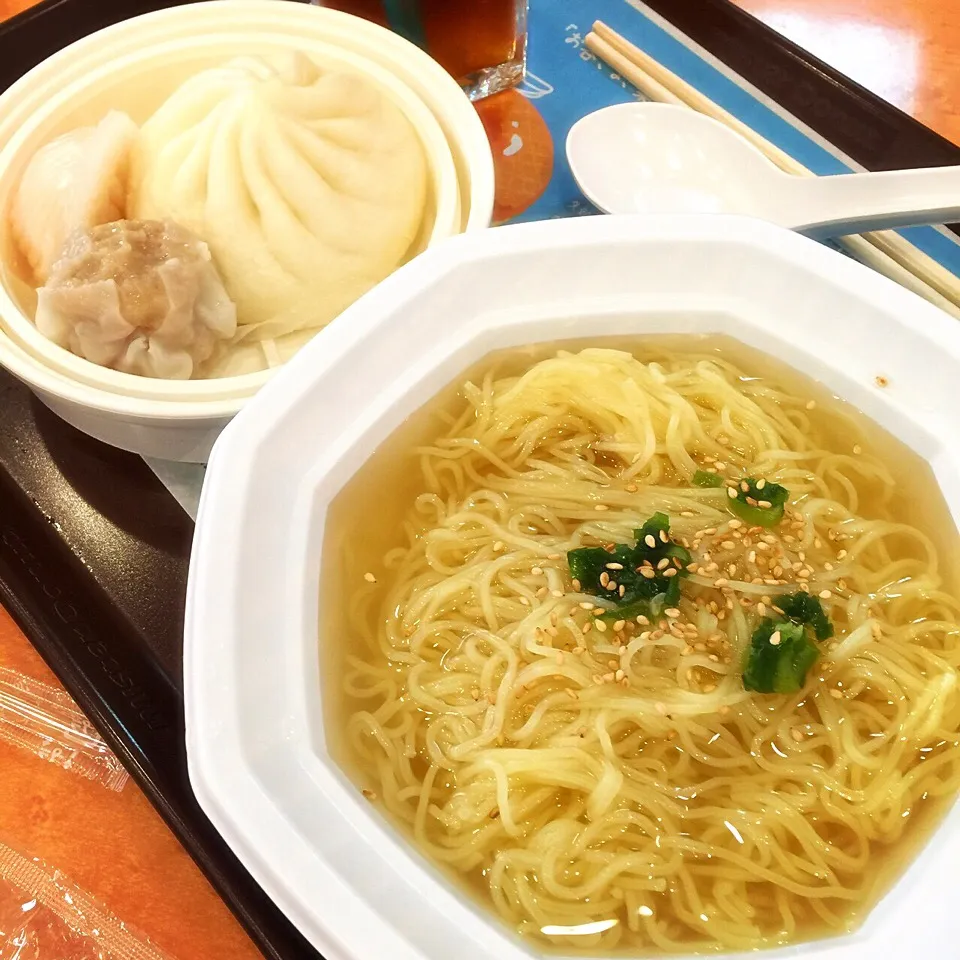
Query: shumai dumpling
[[131, 53, 428, 342], [11, 111, 139, 285], [35, 219, 237, 380]]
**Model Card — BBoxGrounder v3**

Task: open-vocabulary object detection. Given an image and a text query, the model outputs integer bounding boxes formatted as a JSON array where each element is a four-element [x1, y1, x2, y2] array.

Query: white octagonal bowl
[[185, 214, 960, 960]]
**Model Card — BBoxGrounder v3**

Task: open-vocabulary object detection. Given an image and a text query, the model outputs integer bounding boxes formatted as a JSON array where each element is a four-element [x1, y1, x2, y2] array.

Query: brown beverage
[[322, 0, 526, 97]]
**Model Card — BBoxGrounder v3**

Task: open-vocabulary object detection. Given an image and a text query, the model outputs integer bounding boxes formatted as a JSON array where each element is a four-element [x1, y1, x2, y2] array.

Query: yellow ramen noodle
[[323, 340, 960, 955]]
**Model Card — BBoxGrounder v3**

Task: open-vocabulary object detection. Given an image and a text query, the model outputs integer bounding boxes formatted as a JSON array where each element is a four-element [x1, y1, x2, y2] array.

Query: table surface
[[0, 0, 956, 957]]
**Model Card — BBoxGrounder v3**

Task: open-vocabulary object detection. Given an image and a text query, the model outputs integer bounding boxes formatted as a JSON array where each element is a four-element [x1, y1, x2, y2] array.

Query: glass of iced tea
[[320, 0, 527, 100]]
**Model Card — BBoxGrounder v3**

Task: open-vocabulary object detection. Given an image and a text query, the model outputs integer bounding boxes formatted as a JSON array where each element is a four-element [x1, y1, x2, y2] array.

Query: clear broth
[[320, 335, 960, 955]]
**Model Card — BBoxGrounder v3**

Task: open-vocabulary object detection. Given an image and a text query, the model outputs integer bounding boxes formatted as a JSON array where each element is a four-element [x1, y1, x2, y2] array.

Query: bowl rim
[[186, 212, 960, 960]]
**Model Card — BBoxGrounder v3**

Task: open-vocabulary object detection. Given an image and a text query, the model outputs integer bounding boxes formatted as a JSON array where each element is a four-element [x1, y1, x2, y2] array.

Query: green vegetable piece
[[742, 619, 820, 694], [567, 513, 691, 611], [728, 477, 789, 528], [776, 592, 834, 641], [692, 470, 724, 488]]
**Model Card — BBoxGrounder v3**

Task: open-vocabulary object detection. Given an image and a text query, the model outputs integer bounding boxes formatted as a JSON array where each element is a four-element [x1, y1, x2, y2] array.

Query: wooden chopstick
[[586, 23, 960, 319]]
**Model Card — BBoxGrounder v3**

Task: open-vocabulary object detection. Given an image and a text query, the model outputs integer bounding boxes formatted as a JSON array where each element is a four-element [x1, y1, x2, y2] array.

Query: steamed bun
[[11, 111, 139, 285], [131, 53, 428, 341], [36, 219, 237, 379]]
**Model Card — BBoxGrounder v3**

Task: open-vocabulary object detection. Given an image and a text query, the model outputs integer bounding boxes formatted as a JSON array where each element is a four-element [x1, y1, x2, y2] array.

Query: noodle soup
[[321, 336, 960, 955]]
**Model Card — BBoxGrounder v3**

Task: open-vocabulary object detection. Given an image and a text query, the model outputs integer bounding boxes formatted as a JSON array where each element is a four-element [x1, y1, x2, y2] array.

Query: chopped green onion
[[742, 593, 834, 694], [727, 477, 789, 528], [567, 513, 691, 611], [742, 619, 819, 694], [692, 470, 724, 488], [775, 592, 834, 641]]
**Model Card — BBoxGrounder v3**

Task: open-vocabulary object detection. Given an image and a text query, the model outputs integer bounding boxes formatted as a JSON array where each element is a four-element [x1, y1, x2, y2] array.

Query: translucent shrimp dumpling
[[36, 219, 237, 380], [131, 53, 428, 344], [11, 111, 139, 285]]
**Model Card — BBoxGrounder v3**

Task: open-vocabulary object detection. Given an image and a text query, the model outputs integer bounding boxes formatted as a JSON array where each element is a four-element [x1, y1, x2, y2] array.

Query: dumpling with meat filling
[[131, 52, 427, 344], [35, 219, 237, 379]]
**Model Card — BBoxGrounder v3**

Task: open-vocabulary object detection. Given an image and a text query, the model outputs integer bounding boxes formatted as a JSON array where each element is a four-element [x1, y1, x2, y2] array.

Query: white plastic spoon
[[566, 102, 960, 239]]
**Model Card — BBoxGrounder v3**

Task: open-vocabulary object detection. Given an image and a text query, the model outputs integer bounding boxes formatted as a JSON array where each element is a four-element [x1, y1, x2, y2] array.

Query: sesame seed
[[552, 590, 564, 598], [613, 619, 626, 632], [740, 481, 750, 493], [769, 631, 782, 646], [663, 568, 678, 578], [665, 608, 681, 618], [703, 684, 717, 694], [727, 487, 738, 499], [727, 564, 737, 577], [728, 519, 743, 530], [640, 567, 656, 579], [644, 534, 657, 548], [626, 483, 638, 493], [619, 584, 626, 597], [520, 597, 530, 606], [757, 500, 772, 509], [572, 579, 581, 591], [579, 601, 595, 610], [547, 553, 561, 561], [819, 590, 832, 599], [363, 572, 377, 583], [714, 578, 729, 587], [582, 622, 592, 634], [615, 669, 626, 681], [636, 615, 650, 626], [595, 504, 609, 512], [757, 603, 767, 616], [493, 541, 504, 552], [806, 400, 816, 410], [837, 550, 848, 560], [595, 620, 608, 632], [659, 530, 669, 543], [657, 557, 670, 570], [746, 497, 759, 507], [603, 671, 615, 682], [681, 510, 696, 517], [796, 569, 811, 580], [606, 562, 624, 571], [599, 572, 610, 588], [791, 728, 804, 742], [756, 479, 766, 490], [721, 540, 736, 550], [536, 587, 548, 598], [829, 689, 843, 699], [531, 566, 543, 575]]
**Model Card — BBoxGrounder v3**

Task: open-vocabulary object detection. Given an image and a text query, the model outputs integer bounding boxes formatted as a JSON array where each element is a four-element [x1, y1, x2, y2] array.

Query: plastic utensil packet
[[0, 841, 174, 959], [0, 666, 128, 792]]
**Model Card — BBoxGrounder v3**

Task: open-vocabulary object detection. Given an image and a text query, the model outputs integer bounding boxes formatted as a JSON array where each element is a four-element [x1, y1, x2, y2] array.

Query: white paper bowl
[[0, 33, 461, 401], [185, 214, 960, 960], [0, 0, 494, 459]]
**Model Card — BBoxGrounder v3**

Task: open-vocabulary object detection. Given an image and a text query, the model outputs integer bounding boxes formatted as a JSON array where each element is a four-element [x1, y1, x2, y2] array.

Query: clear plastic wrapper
[[0, 666, 128, 792], [0, 842, 173, 960]]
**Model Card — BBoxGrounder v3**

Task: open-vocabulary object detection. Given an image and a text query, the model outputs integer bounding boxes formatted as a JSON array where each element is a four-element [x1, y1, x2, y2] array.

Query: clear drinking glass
[[320, 0, 528, 100]]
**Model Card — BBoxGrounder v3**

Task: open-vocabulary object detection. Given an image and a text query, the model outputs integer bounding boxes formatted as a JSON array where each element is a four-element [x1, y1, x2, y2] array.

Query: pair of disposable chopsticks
[[586, 21, 960, 320]]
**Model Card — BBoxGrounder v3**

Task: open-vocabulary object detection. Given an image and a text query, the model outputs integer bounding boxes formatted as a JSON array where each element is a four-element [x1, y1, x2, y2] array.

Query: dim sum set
[[8, 52, 430, 381]]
